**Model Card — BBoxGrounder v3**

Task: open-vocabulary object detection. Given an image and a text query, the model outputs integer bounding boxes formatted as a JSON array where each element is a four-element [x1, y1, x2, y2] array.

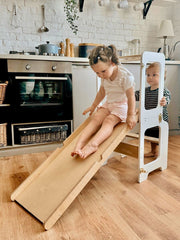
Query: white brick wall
[[171, 3, 180, 60], [0, 0, 179, 56]]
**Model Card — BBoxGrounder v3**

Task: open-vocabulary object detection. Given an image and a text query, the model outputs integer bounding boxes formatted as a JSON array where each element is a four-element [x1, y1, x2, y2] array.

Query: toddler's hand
[[83, 105, 96, 116], [126, 115, 137, 129], [160, 97, 167, 106]]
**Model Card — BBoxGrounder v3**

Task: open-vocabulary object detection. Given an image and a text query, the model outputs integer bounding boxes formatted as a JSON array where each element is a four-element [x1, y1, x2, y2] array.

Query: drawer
[[7, 60, 72, 74]]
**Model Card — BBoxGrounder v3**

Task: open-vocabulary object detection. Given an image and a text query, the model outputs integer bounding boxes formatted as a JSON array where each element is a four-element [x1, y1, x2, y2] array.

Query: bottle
[[132, 39, 140, 55]]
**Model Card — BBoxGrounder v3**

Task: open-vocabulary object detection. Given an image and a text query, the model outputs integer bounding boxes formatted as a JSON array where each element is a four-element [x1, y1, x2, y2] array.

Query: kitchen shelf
[[129, 0, 176, 7]]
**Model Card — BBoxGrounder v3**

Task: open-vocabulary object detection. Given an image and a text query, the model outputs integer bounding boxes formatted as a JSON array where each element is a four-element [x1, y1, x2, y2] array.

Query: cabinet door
[[166, 65, 180, 135], [72, 64, 98, 130]]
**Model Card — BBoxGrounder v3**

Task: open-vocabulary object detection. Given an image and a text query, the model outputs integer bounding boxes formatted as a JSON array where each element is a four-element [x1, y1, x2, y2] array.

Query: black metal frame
[[143, 0, 154, 19], [79, 0, 84, 12], [79, 0, 154, 19]]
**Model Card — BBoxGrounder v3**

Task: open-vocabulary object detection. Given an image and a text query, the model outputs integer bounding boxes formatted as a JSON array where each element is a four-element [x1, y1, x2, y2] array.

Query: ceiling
[[129, 0, 177, 7]]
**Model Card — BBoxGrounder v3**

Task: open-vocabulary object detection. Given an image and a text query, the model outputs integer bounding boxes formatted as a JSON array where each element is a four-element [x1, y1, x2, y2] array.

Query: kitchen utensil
[[65, 38, 70, 57], [131, 39, 140, 55], [39, 5, 49, 33], [35, 41, 60, 55], [59, 42, 65, 56], [117, 0, 129, 9], [11, 4, 18, 28], [70, 43, 75, 57], [98, 0, 110, 6], [133, 1, 144, 11]]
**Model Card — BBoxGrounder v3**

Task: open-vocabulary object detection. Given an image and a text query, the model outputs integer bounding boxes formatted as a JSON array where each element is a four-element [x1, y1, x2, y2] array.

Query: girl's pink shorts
[[98, 101, 128, 122]]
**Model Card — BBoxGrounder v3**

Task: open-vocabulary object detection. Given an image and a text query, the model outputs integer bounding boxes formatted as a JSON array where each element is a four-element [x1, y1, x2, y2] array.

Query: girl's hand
[[160, 97, 167, 106], [83, 105, 96, 116], [126, 114, 137, 129]]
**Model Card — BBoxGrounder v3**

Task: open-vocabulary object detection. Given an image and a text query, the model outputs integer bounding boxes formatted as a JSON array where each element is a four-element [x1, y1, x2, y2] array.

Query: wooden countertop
[[0, 54, 89, 63], [0, 54, 180, 65], [119, 55, 180, 65]]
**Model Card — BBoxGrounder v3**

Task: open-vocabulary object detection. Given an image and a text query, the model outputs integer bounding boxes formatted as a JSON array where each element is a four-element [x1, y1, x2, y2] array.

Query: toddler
[[135, 62, 171, 158]]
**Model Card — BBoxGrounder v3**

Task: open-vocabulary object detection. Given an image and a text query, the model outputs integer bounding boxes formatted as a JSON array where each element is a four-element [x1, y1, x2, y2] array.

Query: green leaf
[[64, 0, 79, 34]]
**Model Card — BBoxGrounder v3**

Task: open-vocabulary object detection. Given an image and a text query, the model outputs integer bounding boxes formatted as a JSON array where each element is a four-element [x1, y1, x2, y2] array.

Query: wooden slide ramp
[[11, 116, 132, 230]]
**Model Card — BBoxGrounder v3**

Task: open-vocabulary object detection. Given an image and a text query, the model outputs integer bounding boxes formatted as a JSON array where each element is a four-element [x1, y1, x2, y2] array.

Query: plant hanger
[[79, 0, 84, 12], [143, 0, 154, 19]]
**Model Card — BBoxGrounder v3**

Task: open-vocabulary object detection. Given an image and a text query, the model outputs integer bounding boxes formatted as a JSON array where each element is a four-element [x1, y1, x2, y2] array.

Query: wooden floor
[[0, 136, 180, 240]]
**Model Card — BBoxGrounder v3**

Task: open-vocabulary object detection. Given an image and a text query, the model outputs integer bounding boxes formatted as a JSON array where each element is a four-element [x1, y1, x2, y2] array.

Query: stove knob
[[25, 64, 31, 70], [52, 65, 57, 71]]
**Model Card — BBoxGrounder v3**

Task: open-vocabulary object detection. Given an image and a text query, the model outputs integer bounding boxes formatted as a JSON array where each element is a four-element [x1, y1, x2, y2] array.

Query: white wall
[[0, 0, 177, 55], [171, 3, 180, 60]]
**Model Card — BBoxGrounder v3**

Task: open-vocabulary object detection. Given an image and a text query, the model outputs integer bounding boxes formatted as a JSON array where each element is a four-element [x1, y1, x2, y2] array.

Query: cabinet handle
[[72, 63, 89, 67], [15, 76, 67, 80]]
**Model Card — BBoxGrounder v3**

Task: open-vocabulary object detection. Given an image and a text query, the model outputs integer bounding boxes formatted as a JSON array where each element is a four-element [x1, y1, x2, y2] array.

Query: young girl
[[71, 45, 137, 159], [135, 62, 171, 158]]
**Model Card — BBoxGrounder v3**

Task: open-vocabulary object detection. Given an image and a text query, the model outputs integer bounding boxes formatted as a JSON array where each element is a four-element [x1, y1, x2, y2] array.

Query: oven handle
[[15, 76, 68, 80]]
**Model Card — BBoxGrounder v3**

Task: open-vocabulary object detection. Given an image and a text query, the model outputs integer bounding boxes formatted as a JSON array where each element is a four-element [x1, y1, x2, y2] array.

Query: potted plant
[[64, 0, 79, 35]]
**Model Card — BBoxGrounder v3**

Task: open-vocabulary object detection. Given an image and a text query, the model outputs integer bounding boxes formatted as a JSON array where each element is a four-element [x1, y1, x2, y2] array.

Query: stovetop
[[9, 51, 60, 56], [9, 51, 36, 55]]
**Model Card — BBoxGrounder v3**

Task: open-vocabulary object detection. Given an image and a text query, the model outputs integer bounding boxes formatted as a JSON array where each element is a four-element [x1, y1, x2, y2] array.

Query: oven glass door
[[14, 74, 72, 106], [7, 73, 73, 122]]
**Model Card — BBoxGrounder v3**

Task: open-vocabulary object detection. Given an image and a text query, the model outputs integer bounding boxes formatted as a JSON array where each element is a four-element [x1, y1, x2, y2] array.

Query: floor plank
[[0, 136, 180, 240]]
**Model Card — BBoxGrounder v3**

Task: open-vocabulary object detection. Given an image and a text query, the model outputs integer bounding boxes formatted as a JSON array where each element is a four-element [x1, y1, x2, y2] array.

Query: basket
[[0, 82, 8, 104], [0, 123, 7, 147], [17, 124, 68, 145]]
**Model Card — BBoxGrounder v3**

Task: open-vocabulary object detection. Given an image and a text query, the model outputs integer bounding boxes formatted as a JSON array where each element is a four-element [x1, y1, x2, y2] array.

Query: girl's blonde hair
[[88, 45, 119, 66]]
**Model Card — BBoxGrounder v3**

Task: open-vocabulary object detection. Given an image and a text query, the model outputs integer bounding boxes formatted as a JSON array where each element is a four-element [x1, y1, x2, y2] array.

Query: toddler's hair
[[146, 62, 160, 70], [89, 45, 119, 66]]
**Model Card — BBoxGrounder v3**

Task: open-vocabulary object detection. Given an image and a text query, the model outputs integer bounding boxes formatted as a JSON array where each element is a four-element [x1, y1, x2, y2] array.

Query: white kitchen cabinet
[[72, 64, 98, 130], [165, 64, 180, 135]]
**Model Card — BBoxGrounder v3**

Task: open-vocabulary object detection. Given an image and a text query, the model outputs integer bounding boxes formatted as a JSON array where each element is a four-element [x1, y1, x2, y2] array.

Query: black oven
[[5, 60, 73, 123], [0, 59, 73, 146]]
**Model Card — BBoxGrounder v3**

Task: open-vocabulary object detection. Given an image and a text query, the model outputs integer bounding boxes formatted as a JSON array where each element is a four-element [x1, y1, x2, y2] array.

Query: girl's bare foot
[[71, 151, 78, 157], [71, 149, 84, 157], [79, 143, 98, 159], [71, 141, 87, 157]]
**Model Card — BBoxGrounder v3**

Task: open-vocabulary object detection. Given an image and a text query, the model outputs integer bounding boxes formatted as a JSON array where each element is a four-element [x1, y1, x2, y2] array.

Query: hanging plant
[[64, 0, 79, 35]]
